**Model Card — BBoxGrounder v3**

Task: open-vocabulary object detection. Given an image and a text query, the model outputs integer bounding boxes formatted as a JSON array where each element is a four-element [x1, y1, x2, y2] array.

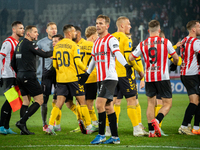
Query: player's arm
[[30, 43, 53, 58], [136, 56, 144, 81], [167, 41, 179, 65], [74, 47, 87, 72], [168, 42, 182, 66]]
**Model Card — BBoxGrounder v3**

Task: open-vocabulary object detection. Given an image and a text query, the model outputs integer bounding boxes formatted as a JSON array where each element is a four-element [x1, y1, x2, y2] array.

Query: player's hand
[[139, 71, 144, 80], [0, 78, 3, 87], [176, 41, 182, 48], [77, 72, 89, 85], [140, 80, 145, 89], [170, 63, 177, 71], [124, 64, 132, 78]]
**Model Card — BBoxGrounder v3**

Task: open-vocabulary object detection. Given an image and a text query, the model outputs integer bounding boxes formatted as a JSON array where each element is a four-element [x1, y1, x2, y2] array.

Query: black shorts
[[2, 78, 16, 93], [156, 93, 161, 99], [114, 77, 137, 99], [85, 82, 97, 100], [56, 82, 85, 97], [145, 80, 172, 98], [98, 80, 118, 101], [181, 75, 200, 96], [41, 70, 56, 95], [16, 72, 43, 97]]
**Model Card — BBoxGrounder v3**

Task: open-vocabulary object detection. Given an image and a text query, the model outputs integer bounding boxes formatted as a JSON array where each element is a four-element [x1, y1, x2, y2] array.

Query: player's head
[[116, 16, 131, 34], [46, 22, 57, 39], [148, 20, 160, 33], [85, 26, 98, 42], [74, 26, 82, 43], [52, 34, 64, 47], [96, 15, 110, 35], [25, 25, 39, 41], [159, 30, 165, 38], [11, 21, 24, 38], [186, 20, 200, 36], [63, 24, 77, 41]]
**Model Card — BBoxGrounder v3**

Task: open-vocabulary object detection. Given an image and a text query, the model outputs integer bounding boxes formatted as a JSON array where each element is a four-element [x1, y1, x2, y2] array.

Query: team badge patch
[[129, 42, 131, 48], [77, 49, 80, 54]]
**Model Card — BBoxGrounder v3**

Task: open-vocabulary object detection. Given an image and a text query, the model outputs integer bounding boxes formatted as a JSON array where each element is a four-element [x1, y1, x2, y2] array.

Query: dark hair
[[186, 20, 200, 31], [25, 25, 36, 34], [11, 21, 22, 27], [52, 34, 64, 40], [63, 24, 74, 33], [74, 26, 81, 32]]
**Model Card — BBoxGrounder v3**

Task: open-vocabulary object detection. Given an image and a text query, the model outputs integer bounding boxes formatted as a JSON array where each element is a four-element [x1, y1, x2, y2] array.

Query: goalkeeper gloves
[[77, 72, 89, 85], [170, 63, 177, 71], [124, 64, 132, 78]]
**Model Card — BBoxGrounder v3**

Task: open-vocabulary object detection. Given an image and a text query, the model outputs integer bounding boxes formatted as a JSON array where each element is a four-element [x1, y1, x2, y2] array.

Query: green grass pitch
[[0, 94, 200, 150]]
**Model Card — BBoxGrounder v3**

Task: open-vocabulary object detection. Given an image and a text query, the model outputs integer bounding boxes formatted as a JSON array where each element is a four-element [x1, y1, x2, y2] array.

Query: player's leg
[[192, 102, 200, 134]]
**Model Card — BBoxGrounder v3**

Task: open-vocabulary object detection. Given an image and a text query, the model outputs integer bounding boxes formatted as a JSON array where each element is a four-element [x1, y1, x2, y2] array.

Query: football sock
[[155, 113, 164, 124], [70, 104, 77, 115], [114, 104, 120, 124], [194, 103, 200, 126], [98, 111, 106, 135], [41, 104, 47, 126], [20, 102, 40, 124], [1, 100, 12, 129], [20, 105, 28, 119], [106, 115, 109, 127], [136, 103, 141, 123], [108, 112, 118, 137], [76, 104, 83, 120], [55, 109, 62, 125], [49, 106, 60, 126], [182, 103, 197, 126], [80, 105, 91, 127], [155, 104, 162, 117], [52, 102, 56, 107], [89, 106, 97, 122], [127, 105, 139, 127], [148, 123, 154, 132]]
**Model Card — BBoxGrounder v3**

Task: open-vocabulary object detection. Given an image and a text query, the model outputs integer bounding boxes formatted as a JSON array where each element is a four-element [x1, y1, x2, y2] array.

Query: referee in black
[[11, 25, 53, 135]]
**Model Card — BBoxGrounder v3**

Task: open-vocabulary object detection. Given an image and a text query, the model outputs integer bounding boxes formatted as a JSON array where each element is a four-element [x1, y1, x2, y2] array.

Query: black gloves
[[77, 72, 90, 85], [124, 64, 132, 78], [170, 63, 177, 71], [0, 78, 3, 87]]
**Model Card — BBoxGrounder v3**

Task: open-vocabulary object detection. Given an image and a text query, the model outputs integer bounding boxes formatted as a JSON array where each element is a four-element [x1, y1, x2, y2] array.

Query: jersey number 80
[[56, 51, 70, 67]]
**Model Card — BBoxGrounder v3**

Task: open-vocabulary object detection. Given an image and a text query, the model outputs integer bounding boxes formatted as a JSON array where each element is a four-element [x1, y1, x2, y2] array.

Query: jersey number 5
[[56, 51, 70, 67], [148, 47, 157, 64]]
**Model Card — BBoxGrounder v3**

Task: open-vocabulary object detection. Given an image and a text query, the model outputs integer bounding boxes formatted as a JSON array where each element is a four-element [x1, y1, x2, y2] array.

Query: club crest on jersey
[[77, 49, 80, 54], [129, 42, 131, 48]]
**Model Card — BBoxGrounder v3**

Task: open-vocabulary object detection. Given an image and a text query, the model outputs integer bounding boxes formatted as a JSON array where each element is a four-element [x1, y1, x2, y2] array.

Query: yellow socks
[[114, 104, 121, 124], [76, 104, 83, 121], [136, 103, 142, 124], [49, 106, 60, 126], [127, 105, 139, 127], [155, 104, 163, 127], [70, 104, 77, 115], [52, 102, 56, 107], [55, 109, 62, 125], [89, 106, 97, 122], [80, 105, 91, 127]]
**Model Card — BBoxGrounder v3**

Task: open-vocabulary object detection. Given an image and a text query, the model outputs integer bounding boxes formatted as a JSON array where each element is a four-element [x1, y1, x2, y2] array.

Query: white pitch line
[[0, 145, 200, 149]]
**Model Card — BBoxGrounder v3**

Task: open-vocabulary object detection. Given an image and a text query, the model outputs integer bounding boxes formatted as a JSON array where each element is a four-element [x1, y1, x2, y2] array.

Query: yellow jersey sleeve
[[53, 48, 58, 69], [168, 45, 182, 66]]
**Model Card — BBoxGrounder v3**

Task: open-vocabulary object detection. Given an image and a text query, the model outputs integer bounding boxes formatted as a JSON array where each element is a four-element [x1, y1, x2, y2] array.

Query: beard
[[16, 33, 24, 37], [72, 37, 77, 42]]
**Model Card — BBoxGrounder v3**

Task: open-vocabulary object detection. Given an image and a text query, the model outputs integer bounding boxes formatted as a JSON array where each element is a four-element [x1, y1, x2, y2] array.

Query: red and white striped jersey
[[91, 33, 120, 82], [180, 36, 200, 76], [131, 36, 176, 82], [0, 36, 18, 78]]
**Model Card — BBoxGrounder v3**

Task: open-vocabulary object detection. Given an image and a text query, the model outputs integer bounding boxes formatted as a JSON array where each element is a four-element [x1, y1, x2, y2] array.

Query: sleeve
[[52, 48, 58, 69], [0, 41, 11, 57], [124, 38, 132, 61], [29, 42, 53, 58], [173, 45, 177, 50], [131, 43, 142, 58], [167, 40, 176, 55], [108, 37, 120, 53], [136, 56, 144, 81], [36, 40, 42, 49], [86, 57, 95, 74], [115, 51, 128, 66], [74, 45, 86, 71], [193, 40, 200, 53]]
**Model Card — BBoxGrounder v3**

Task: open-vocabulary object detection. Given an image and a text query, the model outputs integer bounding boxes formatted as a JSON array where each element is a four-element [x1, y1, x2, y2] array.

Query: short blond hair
[[97, 15, 110, 25], [47, 22, 56, 28], [116, 16, 129, 27], [85, 26, 97, 38], [148, 20, 160, 32]]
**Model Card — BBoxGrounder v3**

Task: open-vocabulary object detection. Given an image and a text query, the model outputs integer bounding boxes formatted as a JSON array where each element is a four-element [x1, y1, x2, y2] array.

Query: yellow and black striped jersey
[[79, 40, 97, 83], [112, 32, 142, 77], [53, 38, 86, 83]]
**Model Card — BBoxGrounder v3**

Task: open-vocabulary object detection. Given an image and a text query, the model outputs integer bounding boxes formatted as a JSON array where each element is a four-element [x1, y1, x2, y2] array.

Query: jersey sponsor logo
[[113, 44, 119, 48], [129, 42, 131, 48], [16, 54, 22, 58], [77, 49, 80, 54]]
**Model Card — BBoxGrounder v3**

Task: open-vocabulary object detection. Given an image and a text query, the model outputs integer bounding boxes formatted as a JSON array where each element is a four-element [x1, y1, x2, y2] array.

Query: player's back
[[53, 38, 79, 83], [112, 32, 132, 77], [79, 40, 97, 83]]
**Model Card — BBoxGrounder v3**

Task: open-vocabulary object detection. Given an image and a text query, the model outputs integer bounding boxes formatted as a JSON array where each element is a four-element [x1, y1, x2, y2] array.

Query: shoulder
[[37, 37, 48, 45]]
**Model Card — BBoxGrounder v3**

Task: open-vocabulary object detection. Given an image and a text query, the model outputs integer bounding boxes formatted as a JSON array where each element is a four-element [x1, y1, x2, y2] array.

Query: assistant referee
[[11, 25, 53, 135]]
